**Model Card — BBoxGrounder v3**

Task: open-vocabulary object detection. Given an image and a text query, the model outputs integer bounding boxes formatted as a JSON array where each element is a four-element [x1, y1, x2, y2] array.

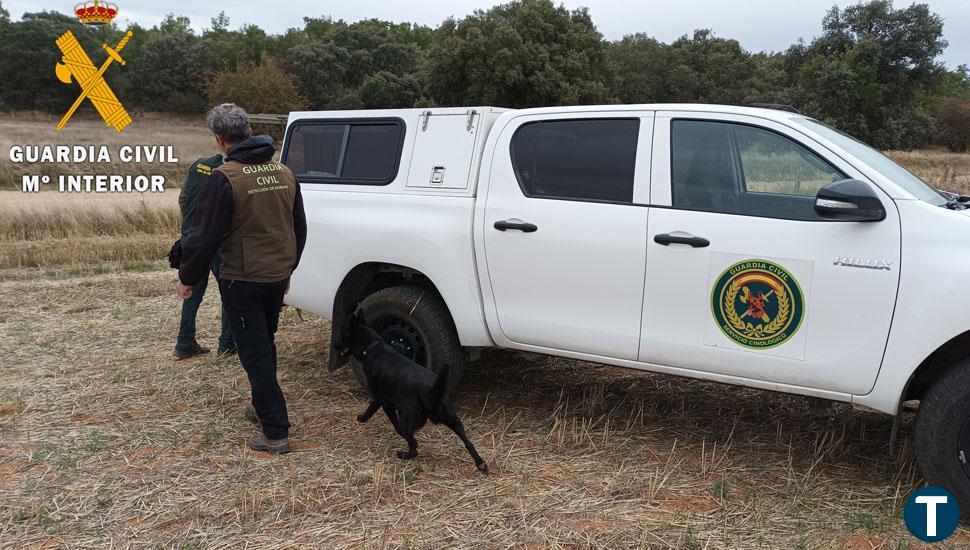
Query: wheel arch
[[904, 330, 970, 402], [333, 262, 450, 318], [327, 262, 460, 370]]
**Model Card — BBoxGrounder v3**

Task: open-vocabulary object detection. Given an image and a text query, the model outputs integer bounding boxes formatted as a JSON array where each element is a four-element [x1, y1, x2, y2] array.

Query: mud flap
[[329, 321, 349, 371], [327, 274, 370, 372], [327, 264, 380, 372], [889, 413, 901, 457], [889, 371, 918, 457], [329, 286, 349, 372]]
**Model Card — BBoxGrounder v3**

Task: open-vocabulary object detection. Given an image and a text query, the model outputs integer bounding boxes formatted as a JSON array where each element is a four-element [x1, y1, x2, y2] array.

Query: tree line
[[0, 0, 968, 151]]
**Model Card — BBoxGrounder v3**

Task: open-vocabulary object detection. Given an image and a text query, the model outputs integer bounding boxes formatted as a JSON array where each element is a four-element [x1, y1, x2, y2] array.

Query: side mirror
[[814, 179, 886, 222]]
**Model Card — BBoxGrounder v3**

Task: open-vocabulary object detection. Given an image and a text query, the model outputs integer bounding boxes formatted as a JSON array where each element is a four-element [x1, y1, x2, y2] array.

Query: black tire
[[353, 285, 464, 395], [915, 359, 970, 515]]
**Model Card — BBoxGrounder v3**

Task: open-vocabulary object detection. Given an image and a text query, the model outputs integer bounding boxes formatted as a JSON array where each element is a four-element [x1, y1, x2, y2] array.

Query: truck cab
[[281, 104, 970, 509]]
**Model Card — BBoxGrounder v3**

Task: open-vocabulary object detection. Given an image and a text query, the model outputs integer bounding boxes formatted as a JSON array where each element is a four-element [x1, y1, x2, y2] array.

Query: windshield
[[793, 118, 947, 206]]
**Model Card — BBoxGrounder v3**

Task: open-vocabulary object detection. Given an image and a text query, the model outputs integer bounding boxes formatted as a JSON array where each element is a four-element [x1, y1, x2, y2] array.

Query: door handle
[[494, 220, 538, 233], [654, 233, 710, 248]]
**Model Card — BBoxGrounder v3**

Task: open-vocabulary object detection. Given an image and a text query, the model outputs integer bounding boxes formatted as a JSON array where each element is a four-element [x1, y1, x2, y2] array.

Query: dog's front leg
[[357, 399, 382, 423], [391, 409, 418, 460], [396, 433, 418, 460]]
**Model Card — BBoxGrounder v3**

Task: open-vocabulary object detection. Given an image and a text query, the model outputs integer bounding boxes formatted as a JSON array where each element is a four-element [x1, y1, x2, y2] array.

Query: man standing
[[176, 104, 307, 454], [174, 151, 235, 360]]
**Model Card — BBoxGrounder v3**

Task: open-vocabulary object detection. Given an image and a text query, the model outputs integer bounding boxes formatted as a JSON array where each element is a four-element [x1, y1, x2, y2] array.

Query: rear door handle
[[654, 233, 710, 248], [494, 220, 538, 233]]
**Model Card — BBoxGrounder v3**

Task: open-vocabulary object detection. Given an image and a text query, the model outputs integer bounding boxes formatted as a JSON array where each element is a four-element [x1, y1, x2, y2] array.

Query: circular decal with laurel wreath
[[711, 259, 805, 350]]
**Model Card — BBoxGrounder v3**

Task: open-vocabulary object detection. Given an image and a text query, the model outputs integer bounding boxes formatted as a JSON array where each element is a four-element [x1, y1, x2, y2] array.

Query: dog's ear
[[354, 308, 368, 327]]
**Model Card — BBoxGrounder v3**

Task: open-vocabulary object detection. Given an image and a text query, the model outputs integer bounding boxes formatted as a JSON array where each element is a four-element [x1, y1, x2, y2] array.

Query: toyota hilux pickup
[[280, 104, 970, 507]]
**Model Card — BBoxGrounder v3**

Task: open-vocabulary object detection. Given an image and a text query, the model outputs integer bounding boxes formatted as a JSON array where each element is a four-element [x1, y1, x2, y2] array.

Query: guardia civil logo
[[54, 1, 133, 132], [711, 259, 805, 349]]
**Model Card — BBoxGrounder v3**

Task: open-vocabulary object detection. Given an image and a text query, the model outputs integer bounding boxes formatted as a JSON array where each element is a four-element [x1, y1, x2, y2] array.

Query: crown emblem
[[74, 0, 119, 26]]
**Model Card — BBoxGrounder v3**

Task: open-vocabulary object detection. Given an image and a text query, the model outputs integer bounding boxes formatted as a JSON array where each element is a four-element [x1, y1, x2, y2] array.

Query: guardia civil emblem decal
[[711, 260, 805, 349]]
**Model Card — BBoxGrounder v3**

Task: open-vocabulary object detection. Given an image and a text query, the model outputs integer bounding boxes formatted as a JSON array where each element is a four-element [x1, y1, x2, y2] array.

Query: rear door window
[[511, 118, 640, 203]]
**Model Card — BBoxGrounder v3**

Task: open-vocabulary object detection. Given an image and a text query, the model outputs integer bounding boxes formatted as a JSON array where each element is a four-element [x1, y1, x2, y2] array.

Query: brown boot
[[247, 434, 290, 454], [174, 341, 210, 360]]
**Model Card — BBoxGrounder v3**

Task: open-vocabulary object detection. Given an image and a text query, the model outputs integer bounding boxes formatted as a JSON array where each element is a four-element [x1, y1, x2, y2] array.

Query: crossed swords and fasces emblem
[[740, 286, 773, 323], [54, 30, 133, 132]]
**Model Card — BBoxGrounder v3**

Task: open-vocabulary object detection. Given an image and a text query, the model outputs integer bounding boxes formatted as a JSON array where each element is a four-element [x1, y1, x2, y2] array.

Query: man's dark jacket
[[178, 153, 224, 243], [178, 135, 307, 286]]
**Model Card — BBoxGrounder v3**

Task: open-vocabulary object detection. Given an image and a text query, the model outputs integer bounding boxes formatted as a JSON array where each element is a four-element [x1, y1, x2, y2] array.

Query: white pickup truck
[[280, 104, 970, 506]]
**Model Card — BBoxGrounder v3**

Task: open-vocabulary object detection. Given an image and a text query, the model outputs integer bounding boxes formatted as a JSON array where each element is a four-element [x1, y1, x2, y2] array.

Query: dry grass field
[[886, 150, 970, 195], [2, 113, 970, 548], [1, 269, 967, 548], [0, 193, 178, 269]]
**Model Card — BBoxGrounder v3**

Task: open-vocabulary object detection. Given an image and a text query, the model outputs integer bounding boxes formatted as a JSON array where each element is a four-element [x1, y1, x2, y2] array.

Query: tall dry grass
[[1, 196, 178, 241], [886, 149, 970, 195], [0, 193, 179, 268]]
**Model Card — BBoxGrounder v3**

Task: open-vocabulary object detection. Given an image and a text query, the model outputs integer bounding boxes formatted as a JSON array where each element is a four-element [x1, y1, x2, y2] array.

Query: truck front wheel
[[914, 359, 970, 515], [352, 285, 464, 395]]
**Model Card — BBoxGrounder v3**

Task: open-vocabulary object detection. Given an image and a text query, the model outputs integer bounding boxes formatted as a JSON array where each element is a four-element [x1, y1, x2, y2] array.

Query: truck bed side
[[283, 108, 503, 347]]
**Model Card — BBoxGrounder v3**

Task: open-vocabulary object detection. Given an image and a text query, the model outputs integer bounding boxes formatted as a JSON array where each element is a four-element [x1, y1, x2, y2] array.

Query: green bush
[[934, 98, 970, 153], [206, 58, 308, 114], [427, 0, 611, 108]]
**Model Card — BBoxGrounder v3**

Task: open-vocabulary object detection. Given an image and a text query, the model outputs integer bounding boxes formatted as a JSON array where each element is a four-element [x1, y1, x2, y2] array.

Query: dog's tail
[[427, 363, 451, 407]]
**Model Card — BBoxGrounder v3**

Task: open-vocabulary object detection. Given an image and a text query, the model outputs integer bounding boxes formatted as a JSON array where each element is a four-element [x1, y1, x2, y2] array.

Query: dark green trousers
[[176, 257, 234, 352]]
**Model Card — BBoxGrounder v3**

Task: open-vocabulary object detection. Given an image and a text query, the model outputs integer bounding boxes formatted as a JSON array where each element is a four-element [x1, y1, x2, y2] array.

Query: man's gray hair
[[207, 103, 252, 144]]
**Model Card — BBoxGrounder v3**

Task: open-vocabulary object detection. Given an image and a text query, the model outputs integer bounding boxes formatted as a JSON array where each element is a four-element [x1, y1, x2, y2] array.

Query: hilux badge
[[833, 257, 893, 270]]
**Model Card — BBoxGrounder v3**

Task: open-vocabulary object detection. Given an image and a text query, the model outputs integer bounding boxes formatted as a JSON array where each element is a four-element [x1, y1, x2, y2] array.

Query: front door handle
[[654, 233, 710, 248], [494, 220, 538, 233]]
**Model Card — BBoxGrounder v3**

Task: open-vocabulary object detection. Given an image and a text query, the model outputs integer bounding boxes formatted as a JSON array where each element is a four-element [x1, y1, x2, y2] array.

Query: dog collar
[[363, 340, 383, 357]]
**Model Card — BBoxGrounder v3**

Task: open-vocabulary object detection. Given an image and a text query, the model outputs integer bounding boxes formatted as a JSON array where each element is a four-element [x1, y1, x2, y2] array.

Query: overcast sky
[[7, 0, 969, 67]]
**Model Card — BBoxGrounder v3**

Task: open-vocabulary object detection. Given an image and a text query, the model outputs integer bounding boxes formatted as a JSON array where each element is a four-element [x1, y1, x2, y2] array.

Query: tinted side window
[[342, 124, 403, 180], [735, 125, 842, 197], [283, 120, 405, 185], [671, 121, 740, 213], [284, 124, 345, 177], [671, 120, 844, 220], [511, 119, 640, 203]]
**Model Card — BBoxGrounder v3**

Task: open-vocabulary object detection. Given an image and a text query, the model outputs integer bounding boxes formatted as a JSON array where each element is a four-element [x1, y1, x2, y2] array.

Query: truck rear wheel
[[351, 285, 464, 395], [914, 359, 970, 516]]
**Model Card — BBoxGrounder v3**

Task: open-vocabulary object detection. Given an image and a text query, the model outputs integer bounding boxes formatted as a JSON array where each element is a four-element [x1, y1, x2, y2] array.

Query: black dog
[[333, 310, 488, 474]]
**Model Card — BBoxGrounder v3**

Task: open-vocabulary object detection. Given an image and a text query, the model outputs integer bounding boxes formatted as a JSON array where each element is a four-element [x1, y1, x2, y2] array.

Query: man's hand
[[176, 281, 193, 300]]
